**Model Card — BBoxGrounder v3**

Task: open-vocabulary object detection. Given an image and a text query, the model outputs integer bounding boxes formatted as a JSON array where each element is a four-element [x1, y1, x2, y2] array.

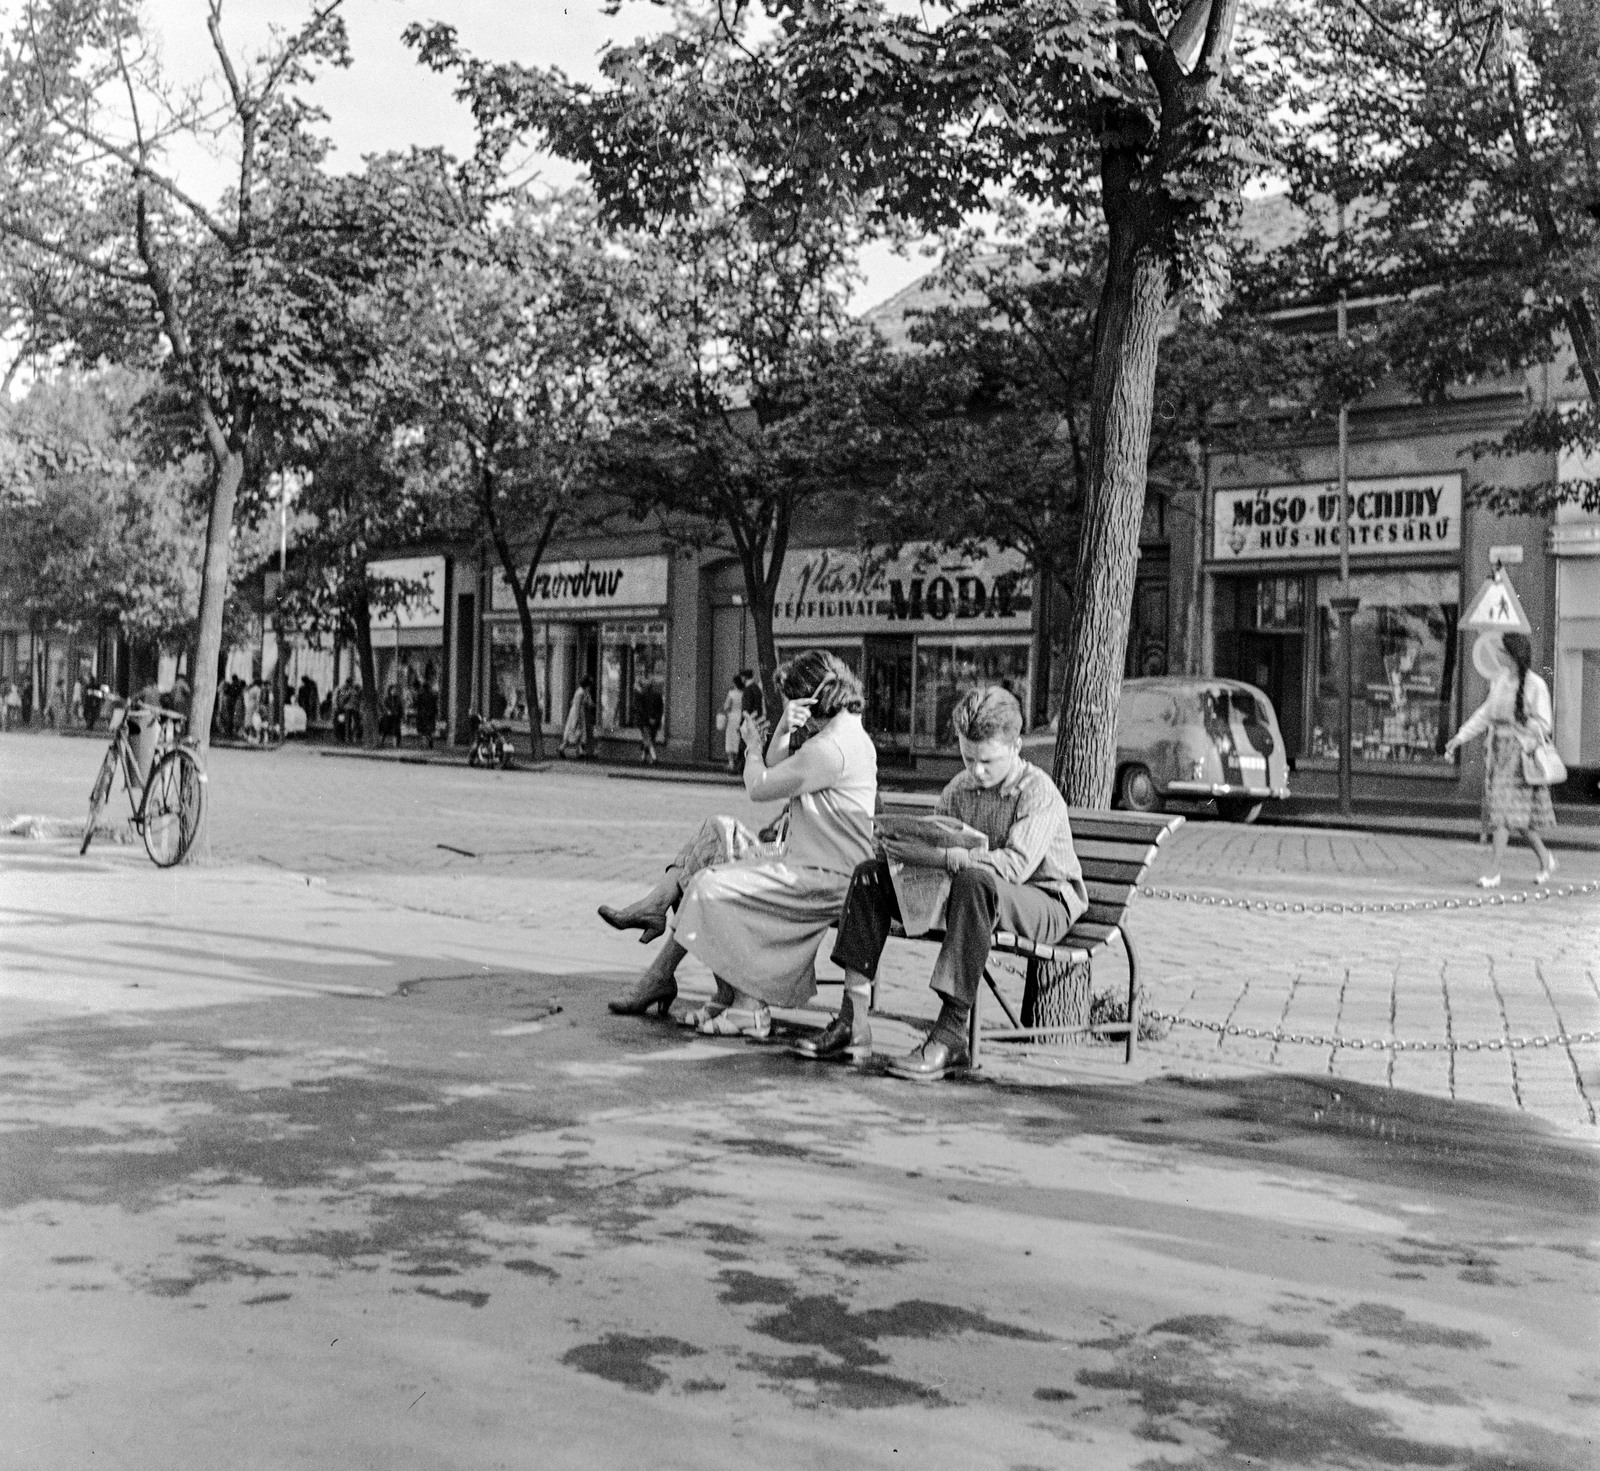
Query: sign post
[[1334, 296, 1358, 818]]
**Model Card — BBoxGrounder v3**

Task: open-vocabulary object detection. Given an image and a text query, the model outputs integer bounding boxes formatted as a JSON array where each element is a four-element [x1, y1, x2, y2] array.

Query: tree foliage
[[407, 0, 1267, 803], [0, 0, 455, 753], [0, 368, 203, 643], [395, 194, 628, 758], [1259, 0, 1600, 512]]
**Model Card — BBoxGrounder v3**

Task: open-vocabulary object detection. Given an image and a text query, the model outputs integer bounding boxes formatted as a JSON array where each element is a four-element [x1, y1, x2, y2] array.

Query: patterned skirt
[[1486, 731, 1556, 834]]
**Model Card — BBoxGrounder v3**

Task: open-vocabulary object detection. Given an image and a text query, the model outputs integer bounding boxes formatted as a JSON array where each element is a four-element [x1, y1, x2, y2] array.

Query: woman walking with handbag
[[1444, 632, 1560, 887]]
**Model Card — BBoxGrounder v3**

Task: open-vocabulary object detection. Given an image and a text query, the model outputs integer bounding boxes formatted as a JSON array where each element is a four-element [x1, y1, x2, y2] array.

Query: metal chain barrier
[[1144, 1010, 1600, 1053], [1138, 880, 1600, 914]]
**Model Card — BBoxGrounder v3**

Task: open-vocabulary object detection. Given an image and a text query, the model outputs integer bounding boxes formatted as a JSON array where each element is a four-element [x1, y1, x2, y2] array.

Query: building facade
[[1194, 377, 1591, 808]]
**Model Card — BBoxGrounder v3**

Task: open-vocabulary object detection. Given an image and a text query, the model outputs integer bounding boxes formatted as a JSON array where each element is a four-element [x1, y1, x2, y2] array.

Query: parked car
[[1021, 677, 1290, 823]]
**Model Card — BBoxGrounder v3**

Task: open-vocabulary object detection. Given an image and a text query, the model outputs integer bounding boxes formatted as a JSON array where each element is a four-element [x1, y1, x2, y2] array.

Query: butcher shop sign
[[1211, 473, 1462, 563]]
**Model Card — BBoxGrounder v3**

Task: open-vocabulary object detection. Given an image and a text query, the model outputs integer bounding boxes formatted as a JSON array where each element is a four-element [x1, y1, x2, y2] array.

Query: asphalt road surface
[[2, 735, 1597, 1469]]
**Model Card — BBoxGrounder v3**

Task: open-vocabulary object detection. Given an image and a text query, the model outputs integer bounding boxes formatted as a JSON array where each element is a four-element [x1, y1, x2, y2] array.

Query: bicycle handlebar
[[96, 688, 187, 722]]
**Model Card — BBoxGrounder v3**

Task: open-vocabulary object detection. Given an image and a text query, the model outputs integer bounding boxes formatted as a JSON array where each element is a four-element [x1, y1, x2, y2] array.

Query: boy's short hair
[[951, 686, 1023, 744]]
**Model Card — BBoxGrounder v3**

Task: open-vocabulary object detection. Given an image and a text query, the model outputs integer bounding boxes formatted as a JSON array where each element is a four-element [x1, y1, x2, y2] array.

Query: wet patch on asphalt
[[712, 1268, 1053, 1409], [1330, 1302, 1490, 1351], [560, 1333, 702, 1393], [1075, 1315, 1593, 1468]]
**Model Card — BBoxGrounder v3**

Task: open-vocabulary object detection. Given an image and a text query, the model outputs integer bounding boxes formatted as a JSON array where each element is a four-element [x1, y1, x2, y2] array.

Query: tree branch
[[0, 216, 147, 285]]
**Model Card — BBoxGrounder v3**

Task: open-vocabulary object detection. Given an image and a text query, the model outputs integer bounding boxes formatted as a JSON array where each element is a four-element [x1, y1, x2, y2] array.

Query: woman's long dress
[[562, 689, 592, 753], [672, 712, 877, 1008], [1457, 670, 1556, 834]]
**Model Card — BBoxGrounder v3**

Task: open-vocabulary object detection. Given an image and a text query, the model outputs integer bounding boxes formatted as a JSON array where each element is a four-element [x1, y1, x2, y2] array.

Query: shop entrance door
[[863, 636, 913, 764], [554, 624, 599, 732], [452, 592, 474, 741], [708, 601, 756, 761], [1236, 629, 1305, 763]]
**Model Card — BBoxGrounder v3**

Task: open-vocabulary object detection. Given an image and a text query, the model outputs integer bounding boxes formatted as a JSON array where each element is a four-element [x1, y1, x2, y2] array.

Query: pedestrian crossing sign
[[1462, 570, 1532, 634]]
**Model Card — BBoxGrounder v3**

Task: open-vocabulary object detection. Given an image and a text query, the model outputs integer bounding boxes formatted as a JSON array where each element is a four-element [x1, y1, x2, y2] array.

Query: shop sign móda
[[772, 543, 1033, 636], [491, 554, 670, 614], [367, 556, 446, 628], [1211, 474, 1462, 563]]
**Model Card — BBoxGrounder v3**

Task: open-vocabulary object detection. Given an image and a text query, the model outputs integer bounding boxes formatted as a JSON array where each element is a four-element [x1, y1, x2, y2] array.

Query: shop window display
[[487, 623, 537, 722], [600, 623, 668, 733], [913, 641, 1032, 748], [1312, 570, 1459, 764]]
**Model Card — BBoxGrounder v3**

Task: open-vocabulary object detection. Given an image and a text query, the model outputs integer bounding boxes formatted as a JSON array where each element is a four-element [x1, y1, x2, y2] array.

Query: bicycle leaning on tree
[[80, 690, 206, 867]]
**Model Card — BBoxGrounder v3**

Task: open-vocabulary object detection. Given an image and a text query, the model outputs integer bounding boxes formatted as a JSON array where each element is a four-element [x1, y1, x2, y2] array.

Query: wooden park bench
[[874, 805, 1185, 1067]]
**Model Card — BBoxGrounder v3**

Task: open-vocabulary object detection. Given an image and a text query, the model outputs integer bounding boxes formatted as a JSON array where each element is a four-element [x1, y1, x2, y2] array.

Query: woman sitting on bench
[[601, 650, 878, 1037], [799, 685, 1086, 1079]]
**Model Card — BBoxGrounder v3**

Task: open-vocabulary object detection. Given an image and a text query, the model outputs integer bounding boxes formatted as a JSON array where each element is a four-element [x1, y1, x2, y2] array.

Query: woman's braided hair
[[1502, 632, 1533, 726]]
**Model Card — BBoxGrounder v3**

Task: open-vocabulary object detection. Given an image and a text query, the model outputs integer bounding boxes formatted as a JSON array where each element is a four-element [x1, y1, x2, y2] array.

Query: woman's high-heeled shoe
[[1476, 874, 1501, 889], [597, 902, 670, 945], [607, 975, 677, 1017]]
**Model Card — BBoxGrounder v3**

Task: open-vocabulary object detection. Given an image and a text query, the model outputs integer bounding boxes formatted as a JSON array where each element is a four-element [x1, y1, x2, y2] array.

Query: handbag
[[715, 711, 727, 732], [1521, 738, 1567, 787]]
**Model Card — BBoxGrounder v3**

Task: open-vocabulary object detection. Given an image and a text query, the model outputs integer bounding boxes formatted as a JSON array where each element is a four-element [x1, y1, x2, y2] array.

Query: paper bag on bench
[[872, 815, 989, 936]]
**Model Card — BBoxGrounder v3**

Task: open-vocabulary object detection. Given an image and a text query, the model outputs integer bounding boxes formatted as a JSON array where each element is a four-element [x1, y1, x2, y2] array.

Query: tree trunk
[[743, 569, 782, 721], [511, 586, 545, 762], [351, 594, 382, 749], [1051, 218, 1171, 808], [186, 447, 243, 753]]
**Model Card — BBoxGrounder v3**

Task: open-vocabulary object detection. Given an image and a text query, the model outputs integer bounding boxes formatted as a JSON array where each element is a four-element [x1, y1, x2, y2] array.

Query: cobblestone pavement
[[4, 732, 1598, 1134]]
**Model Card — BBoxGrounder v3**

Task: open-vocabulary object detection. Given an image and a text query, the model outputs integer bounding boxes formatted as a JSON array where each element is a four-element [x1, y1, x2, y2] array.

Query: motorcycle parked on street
[[467, 713, 515, 770]]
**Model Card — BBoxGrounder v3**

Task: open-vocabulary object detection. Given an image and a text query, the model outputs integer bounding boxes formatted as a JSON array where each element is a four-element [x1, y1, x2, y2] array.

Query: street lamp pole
[[276, 476, 288, 733], [1330, 293, 1360, 818]]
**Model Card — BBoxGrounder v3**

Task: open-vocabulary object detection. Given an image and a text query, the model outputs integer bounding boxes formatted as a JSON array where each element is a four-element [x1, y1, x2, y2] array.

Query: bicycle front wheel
[[80, 747, 119, 855], [139, 748, 205, 867]]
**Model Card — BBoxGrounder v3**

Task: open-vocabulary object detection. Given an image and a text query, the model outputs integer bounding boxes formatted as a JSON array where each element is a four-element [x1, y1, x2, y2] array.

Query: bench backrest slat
[[1067, 812, 1182, 846]]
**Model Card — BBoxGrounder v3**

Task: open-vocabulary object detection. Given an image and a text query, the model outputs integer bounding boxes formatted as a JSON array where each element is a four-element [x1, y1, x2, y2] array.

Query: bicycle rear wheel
[[80, 747, 118, 855], [139, 747, 204, 867]]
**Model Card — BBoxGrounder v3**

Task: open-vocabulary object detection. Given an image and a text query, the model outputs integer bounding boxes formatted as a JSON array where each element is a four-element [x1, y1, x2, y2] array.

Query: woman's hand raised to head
[[772, 697, 816, 743]]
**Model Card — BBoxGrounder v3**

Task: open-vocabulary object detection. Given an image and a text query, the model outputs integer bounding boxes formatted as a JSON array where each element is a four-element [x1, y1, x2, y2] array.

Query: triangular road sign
[[1462, 571, 1532, 634]]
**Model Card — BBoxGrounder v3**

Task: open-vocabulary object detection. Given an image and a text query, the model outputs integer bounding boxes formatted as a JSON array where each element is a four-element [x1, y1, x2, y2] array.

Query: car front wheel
[[1117, 764, 1163, 814]]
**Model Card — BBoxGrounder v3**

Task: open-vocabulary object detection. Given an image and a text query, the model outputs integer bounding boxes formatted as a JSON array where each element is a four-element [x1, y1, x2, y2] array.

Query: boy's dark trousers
[[830, 858, 1075, 1011]]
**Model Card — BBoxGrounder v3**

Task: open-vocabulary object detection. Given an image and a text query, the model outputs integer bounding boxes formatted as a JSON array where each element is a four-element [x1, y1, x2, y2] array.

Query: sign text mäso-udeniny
[[1211, 474, 1464, 563]]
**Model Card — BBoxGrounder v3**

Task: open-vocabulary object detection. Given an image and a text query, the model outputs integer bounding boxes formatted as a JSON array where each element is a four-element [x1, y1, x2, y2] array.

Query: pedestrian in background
[[3, 678, 20, 730], [243, 677, 263, 742], [415, 677, 439, 750], [635, 678, 664, 764], [561, 675, 595, 759], [380, 684, 403, 747], [1444, 631, 1558, 887], [719, 673, 745, 771], [334, 676, 358, 743], [738, 668, 765, 765]]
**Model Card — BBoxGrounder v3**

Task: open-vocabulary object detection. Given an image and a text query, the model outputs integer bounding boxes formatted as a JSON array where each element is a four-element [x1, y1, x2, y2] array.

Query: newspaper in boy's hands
[[872, 815, 989, 936]]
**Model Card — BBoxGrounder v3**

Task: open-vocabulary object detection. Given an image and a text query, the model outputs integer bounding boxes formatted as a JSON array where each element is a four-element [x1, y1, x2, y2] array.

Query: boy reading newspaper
[[795, 686, 1087, 1078]]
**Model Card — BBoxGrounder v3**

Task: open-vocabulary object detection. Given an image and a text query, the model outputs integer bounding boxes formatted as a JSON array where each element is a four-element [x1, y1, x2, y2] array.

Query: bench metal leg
[[1122, 924, 1140, 1064], [984, 966, 1020, 1029]]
